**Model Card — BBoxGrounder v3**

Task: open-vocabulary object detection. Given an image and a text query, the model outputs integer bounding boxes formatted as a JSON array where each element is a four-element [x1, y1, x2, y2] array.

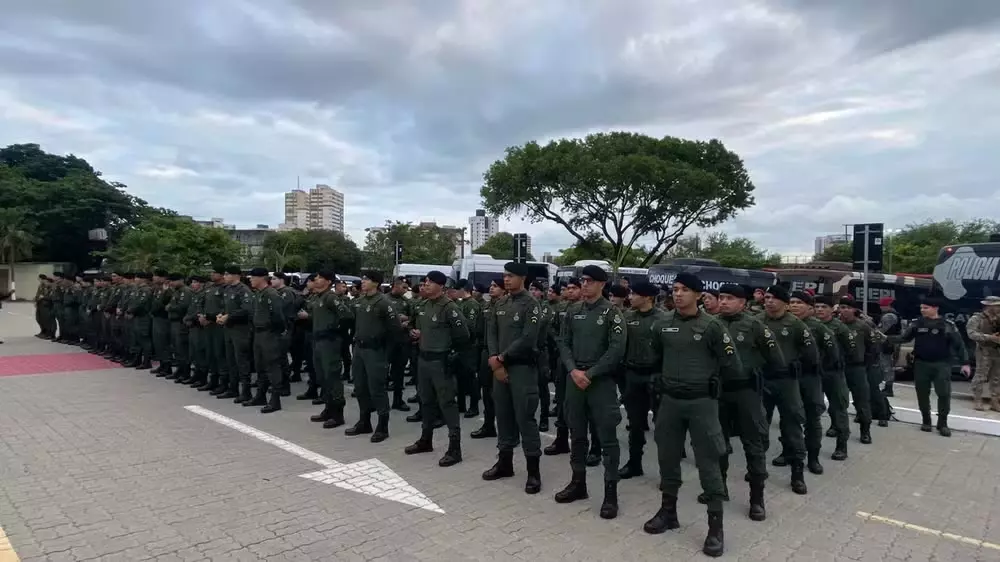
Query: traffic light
[[514, 233, 528, 264], [394, 240, 404, 265]]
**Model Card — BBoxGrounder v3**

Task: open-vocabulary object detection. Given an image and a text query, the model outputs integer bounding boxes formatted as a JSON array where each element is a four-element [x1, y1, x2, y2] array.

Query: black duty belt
[[626, 365, 657, 376], [662, 387, 712, 400], [420, 350, 450, 361]]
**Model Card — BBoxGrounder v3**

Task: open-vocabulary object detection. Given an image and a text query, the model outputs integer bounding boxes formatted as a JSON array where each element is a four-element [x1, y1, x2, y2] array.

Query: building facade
[[814, 233, 851, 255], [281, 184, 345, 232], [469, 209, 499, 250]]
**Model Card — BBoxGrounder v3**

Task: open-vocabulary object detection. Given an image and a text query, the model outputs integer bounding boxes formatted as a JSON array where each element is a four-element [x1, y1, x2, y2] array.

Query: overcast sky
[[1, 0, 998, 257]]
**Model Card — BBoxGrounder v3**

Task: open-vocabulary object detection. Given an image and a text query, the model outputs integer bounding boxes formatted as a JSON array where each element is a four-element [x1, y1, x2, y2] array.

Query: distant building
[[230, 225, 273, 263], [814, 234, 851, 255], [419, 221, 464, 259], [469, 209, 499, 250], [542, 251, 554, 264], [282, 184, 345, 232], [523, 234, 533, 258], [193, 217, 233, 229]]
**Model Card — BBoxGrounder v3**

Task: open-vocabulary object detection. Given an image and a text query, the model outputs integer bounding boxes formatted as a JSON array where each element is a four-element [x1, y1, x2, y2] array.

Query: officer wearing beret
[[304, 270, 354, 427], [185, 275, 209, 388], [554, 264, 626, 520], [528, 280, 553, 432], [811, 295, 853, 460], [165, 273, 193, 384], [470, 279, 505, 439], [127, 272, 155, 370], [483, 262, 544, 494], [244, 268, 286, 413], [199, 268, 231, 396], [150, 269, 174, 376], [386, 276, 413, 412], [836, 298, 875, 444], [617, 282, 666, 481], [455, 279, 484, 419], [271, 272, 302, 397], [218, 266, 254, 402]]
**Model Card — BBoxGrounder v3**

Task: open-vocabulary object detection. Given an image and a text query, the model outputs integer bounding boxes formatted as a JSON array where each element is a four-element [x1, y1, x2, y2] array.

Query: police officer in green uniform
[[617, 282, 666, 481], [758, 285, 815, 495], [642, 273, 738, 558], [166, 273, 193, 383], [296, 275, 322, 403], [813, 296, 854, 459], [788, 291, 835, 475], [271, 272, 300, 397], [891, 296, 969, 436], [305, 271, 353, 428], [346, 270, 399, 443], [150, 269, 174, 375], [185, 276, 209, 388], [482, 262, 543, 494], [117, 273, 135, 364], [455, 280, 483, 418], [199, 269, 230, 395], [837, 299, 874, 444], [545, 280, 575, 456], [387, 277, 413, 412], [219, 266, 253, 402], [404, 281, 428, 422], [554, 265, 626, 520], [246, 268, 286, 413], [127, 273, 154, 370], [62, 274, 82, 345], [78, 275, 95, 350], [34, 274, 51, 338], [528, 281, 553, 432], [470, 280, 503, 439], [404, 270, 470, 467]]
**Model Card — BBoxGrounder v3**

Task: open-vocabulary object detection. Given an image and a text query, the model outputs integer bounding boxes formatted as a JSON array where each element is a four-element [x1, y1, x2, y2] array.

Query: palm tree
[[0, 208, 40, 300]]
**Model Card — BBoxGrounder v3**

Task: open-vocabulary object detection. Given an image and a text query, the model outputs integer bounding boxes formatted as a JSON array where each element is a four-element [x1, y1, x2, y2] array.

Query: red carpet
[[0, 352, 123, 377]]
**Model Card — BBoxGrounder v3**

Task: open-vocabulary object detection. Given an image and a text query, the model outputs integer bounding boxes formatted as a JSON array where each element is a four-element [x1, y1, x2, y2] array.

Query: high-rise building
[[523, 234, 533, 259], [281, 184, 345, 232], [469, 209, 499, 250], [814, 233, 851, 255]]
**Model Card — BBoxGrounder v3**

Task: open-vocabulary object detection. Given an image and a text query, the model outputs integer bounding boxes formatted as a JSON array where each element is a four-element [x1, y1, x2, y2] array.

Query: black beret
[[224, 266, 243, 275], [306, 273, 319, 282], [580, 265, 608, 282], [704, 288, 720, 298], [674, 272, 703, 292], [167, 273, 185, 281], [814, 295, 834, 306], [565, 277, 581, 288], [136, 272, 152, 280], [393, 276, 407, 284], [248, 267, 270, 277], [425, 270, 447, 286], [718, 284, 745, 299], [766, 285, 790, 303], [153, 268, 169, 277], [273, 272, 287, 281], [609, 285, 630, 298], [363, 270, 385, 284], [921, 296, 942, 308], [316, 270, 336, 282], [213, 266, 226, 274], [489, 278, 502, 288], [631, 282, 659, 297], [839, 297, 861, 309], [37, 273, 47, 280], [474, 283, 488, 293], [790, 290, 814, 305], [53, 271, 65, 278], [504, 261, 529, 277], [189, 275, 205, 283], [122, 272, 135, 279], [455, 279, 470, 291]]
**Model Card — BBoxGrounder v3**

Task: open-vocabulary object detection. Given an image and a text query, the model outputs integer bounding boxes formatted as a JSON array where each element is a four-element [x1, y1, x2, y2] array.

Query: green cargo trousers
[[822, 370, 851, 439], [224, 325, 252, 389], [719, 385, 768, 480], [204, 324, 226, 379], [655, 394, 727, 511], [418, 353, 461, 439], [914, 360, 951, 426], [844, 365, 872, 425], [313, 337, 345, 406], [253, 330, 283, 387], [798, 374, 827, 454], [566, 375, 621, 481], [353, 344, 390, 417], [189, 326, 209, 373], [493, 363, 542, 457], [762, 377, 806, 463], [170, 321, 190, 372], [133, 316, 153, 358], [152, 317, 171, 363], [622, 370, 654, 459]]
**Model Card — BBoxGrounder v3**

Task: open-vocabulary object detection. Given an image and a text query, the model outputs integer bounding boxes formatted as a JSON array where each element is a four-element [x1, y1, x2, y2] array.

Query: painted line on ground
[[856, 512, 1000, 551], [891, 406, 1000, 425], [0, 524, 21, 562]]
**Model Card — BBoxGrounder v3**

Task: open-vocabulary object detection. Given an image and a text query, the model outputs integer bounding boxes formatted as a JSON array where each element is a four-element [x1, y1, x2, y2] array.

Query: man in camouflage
[[968, 296, 1000, 411]]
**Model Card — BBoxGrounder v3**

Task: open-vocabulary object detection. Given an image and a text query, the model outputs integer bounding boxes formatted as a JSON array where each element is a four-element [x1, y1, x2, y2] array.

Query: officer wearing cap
[[470, 279, 505, 439], [757, 285, 815, 495], [51, 271, 66, 341], [642, 272, 738, 557], [112, 272, 132, 361], [528, 280, 553, 432], [34, 274, 54, 339], [787, 291, 835, 476], [813, 295, 854, 460], [836, 298, 876, 444], [404, 270, 470, 467], [294, 273, 321, 402], [617, 281, 666, 481], [302, 270, 354, 427], [386, 277, 413, 412], [609, 285, 630, 309], [483, 262, 543, 494], [218, 266, 254, 402], [149, 269, 173, 375], [554, 264, 626, 520], [890, 296, 969, 436], [968, 295, 1000, 411], [199, 268, 230, 395], [243, 268, 285, 413], [271, 272, 301, 397], [126, 272, 155, 369], [455, 279, 483, 418], [344, 269, 400, 443], [185, 275, 209, 388], [165, 273, 193, 383]]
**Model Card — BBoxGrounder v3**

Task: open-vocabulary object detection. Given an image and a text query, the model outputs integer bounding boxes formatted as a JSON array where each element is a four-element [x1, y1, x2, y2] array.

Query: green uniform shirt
[[653, 309, 742, 393], [840, 318, 872, 365], [252, 286, 286, 332], [535, 300, 554, 350], [202, 281, 226, 320], [167, 286, 193, 322], [558, 297, 626, 380], [312, 290, 353, 340], [458, 297, 484, 345], [186, 286, 205, 325], [150, 285, 172, 318], [275, 286, 300, 330], [487, 290, 539, 362], [718, 311, 784, 380], [758, 311, 820, 374], [352, 292, 399, 346], [623, 306, 667, 370], [804, 315, 840, 374], [127, 284, 153, 316], [416, 295, 469, 353], [223, 283, 253, 324]]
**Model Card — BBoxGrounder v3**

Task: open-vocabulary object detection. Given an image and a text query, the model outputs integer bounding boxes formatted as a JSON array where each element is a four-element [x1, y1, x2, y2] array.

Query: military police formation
[[32, 263, 972, 558]]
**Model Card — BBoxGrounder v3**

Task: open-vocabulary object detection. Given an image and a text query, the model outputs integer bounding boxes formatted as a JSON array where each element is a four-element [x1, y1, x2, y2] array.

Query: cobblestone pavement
[[2, 303, 1000, 561]]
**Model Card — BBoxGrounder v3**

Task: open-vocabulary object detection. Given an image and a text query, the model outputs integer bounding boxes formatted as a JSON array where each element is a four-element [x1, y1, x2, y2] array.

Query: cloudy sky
[[2, 0, 999, 258]]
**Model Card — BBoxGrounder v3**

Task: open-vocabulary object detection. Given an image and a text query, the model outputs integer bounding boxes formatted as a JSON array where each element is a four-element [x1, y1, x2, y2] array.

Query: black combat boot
[[544, 427, 569, 455], [703, 511, 725, 557], [599, 481, 619, 519], [807, 451, 824, 475], [831, 436, 848, 461], [175, 366, 193, 384], [187, 370, 207, 387], [261, 389, 281, 414], [322, 404, 346, 429], [618, 453, 644, 479], [554, 471, 588, 504], [245, 381, 268, 406], [137, 355, 152, 370], [525, 456, 541, 495], [210, 378, 228, 396], [121, 354, 138, 368], [234, 382, 252, 404], [296, 384, 318, 401], [279, 382, 291, 397], [859, 423, 873, 444], [345, 416, 374, 437], [197, 374, 218, 392], [538, 416, 549, 432], [311, 405, 333, 422], [164, 363, 179, 378], [371, 414, 390, 443], [586, 446, 601, 467], [790, 462, 807, 495], [406, 409, 423, 423], [463, 399, 478, 418], [937, 415, 951, 437], [470, 421, 497, 439], [151, 362, 166, 375], [643, 493, 680, 534], [439, 436, 462, 467], [392, 392, 411, 412], [920, 412, 933, 432], [482, 451, 515, 481], [825, 426, 838, 438], [404, 431, 434, 455], [883, 382, 894, 397], [771, 449, 788, 467], [748, 478, 766, 522]]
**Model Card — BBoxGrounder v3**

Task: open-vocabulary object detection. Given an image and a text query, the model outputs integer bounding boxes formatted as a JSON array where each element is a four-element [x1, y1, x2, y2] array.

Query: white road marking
[[891, 406, 1000, 425], [0, 524, 20, 562], [856, 511, 1000, 551], [184, 405, 444, 514]]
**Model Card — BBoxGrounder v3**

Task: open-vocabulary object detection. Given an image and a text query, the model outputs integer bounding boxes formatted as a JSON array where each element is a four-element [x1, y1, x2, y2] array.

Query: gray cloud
[[0, 0, 998, 257]]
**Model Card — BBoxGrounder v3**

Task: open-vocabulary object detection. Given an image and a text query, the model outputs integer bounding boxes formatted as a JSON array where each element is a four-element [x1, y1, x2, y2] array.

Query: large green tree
[[260, 230, 363, 274], [103, 215, 241, 274], [363, 221, 459, 273], [472, 232, 535, 261], [0, 144, 149, 267], [554, 232, 649, 266], [888, 219, 999, 273], [0, 207, 41, 299], [813, 242, 852, 263], [668, 232, 782, 269], [482, 132, 755, 268]]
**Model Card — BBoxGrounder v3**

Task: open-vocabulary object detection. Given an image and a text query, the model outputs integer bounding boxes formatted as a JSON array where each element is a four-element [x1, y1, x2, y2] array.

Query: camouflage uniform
[[967, 311, 1000, 410]]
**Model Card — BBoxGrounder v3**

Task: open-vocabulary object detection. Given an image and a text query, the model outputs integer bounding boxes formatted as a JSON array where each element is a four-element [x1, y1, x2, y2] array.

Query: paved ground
[[2, 302, 1000, 562]]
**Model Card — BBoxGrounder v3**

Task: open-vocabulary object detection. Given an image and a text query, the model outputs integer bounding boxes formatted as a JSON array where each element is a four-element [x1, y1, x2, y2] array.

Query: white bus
[[554, 259, 648, 286], [452, 254, 555, 288], [392, 263, 454, 288]]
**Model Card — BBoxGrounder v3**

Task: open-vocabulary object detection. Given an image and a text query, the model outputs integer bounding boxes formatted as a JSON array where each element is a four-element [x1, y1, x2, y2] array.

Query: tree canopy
[[554, 232, 649, 267], [813, 241, 852, 263], [363, 221, 458, 273], [259, 229, 363, 274], [482, 132, 755, 268], [0, 144, 150, 267], [102, 215, 242, 274], [472, 232, 536, 261], [668, 232, 783, 269], [888, 219, 999, 273]]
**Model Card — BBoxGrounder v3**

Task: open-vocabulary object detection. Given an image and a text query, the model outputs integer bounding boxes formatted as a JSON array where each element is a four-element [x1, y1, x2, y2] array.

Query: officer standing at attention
[[455, 279, 484, 419], [470, 280, 504, 439], [813, 296, 853, 459], [295, 275, 322, 403], [528, 280, 553, 432], [303, 271, 354, 428], [386, 277, 412, 412], [272, 272, 301, 397], [967, 296, 1000, 411], [404, 270, 470, 467], [788, 291, 836, 475], [150, 269, 173, 375], [166, 273, 193, 384], [891, 296, 969, 436], [127, 273, 155, 370], [617, 282, 666, 481], [758, 285, 814, 495], [642, 272, 738, 558], [483, 262, 543, 494], [709, 284, 782, 522], [346, 270, 398, 443], [554, 265, 626, 520], [200, 269, 230, 396], [185, 276, 209, 389], [836, 299, 875, 444], [246, 268, 286, 413], [218, 266, 254, 403]]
